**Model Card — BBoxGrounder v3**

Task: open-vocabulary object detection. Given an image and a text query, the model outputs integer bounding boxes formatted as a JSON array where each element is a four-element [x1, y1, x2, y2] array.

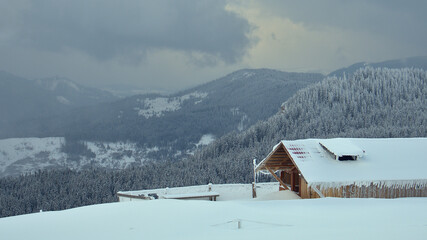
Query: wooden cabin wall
[[308, 183, 427, 199], [299, 177, 310, 199]]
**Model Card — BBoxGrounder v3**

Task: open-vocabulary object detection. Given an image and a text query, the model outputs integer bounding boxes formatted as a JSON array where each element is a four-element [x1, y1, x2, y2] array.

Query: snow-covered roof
[[318, 138, 364, 159], [118, 183, 280, 201], [257, 138, 427, 188]]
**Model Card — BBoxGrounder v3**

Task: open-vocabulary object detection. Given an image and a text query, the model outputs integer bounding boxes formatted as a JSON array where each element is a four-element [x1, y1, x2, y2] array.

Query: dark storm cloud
[[262, 0, 427, 50], [5, 0, 252, 64]]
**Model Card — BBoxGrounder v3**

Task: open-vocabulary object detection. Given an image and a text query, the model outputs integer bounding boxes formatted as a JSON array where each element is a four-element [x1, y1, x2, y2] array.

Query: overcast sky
[[1, 0, 426, 92]]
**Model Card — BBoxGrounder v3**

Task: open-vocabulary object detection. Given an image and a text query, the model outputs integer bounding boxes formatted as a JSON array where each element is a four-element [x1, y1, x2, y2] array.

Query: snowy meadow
[[1, 197, 426, 240]]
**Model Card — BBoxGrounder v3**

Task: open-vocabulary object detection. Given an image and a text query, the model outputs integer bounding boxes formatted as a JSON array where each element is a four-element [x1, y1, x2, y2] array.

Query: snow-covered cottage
[[255, 138, 427, 198]]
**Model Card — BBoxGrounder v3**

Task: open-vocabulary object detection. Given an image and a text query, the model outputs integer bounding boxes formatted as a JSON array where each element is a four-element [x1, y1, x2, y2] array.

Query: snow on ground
[[84, 141, 153, 169], [253, 190, 301, 201], [0, 137, 67, 176], [1, 197, 426, 240], [231, 71, 255, 81], [135, 91, 208, 119], [229, 107, 249, 131], [195, 134, 215, 147], [0, 137, 155, 177], [119, 183, 280, 201], [237, 113, 249, 131], [56, 95, 71, 105]]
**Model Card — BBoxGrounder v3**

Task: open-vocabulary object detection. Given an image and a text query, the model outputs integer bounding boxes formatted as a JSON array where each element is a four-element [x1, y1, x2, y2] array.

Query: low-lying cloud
[[4, 0, 253, 64], [258, 0, 427, 48]]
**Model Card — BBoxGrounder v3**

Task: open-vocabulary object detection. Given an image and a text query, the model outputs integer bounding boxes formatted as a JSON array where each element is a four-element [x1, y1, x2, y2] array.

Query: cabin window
[[319, 140, 363, 161], [338, 155, 357, 161]]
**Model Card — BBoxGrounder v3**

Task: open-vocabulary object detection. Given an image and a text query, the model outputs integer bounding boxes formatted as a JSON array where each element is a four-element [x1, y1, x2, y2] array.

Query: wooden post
[[280, 171, 286, 191], [290, 171, 295, 191], [253, 159, 257, 184], [266, 167, 289, 190], [252, 182, 257, 198]]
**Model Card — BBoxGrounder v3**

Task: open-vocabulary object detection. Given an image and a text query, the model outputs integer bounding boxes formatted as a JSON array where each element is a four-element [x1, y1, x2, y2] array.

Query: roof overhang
[[255, 142, 298, 173]]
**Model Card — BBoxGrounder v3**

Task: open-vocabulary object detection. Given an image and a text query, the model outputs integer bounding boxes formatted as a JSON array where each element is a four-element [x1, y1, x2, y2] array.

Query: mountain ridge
[[328, 56, 427, 77], [0, 68, 324, 177], [34, 76, 118, 107]]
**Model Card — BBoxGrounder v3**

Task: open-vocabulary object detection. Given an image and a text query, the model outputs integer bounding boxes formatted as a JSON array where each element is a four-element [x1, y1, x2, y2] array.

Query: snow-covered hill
[[134, 91, 208, 119], [0, 137, 158, 177], [1, 68, 323, 164], [3, 69, 321, 177], [328, 55, 427, 77], [0, 71, 68, 128], [0, 71, 118, 140], [0, 197, 425, 240], [34, 76, 118, 107]]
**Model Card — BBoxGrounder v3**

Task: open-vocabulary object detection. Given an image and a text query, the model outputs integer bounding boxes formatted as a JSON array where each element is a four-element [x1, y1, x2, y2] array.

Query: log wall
[[305, 183, 427, 199], [300, 177, 310, 199]]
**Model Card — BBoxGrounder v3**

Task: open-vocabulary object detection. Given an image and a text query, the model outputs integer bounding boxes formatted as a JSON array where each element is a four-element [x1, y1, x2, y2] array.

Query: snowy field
[[1, 197, 426, 240], [0, 136, 216, 177], [134, 91, 208, 118], [118, 182, 281, 201], [0, 137, 155, 177]]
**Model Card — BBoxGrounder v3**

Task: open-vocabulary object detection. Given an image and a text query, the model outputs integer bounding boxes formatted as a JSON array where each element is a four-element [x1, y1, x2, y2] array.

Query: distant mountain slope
[[34, 76, 118, 107], [328, 56, 427, 77], [44, 69, 323, 155], [0, 137, 158, 177], [0, 71, 118, 132], [180, 69, 323, 124], [0, 71, 68, 127], [0, 69, 324, 176]]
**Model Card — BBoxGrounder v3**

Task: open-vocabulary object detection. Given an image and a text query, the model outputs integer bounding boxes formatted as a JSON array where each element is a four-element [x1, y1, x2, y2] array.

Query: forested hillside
[[0, 69, 323, 177], [58, 69, 322, 147], [34, 76, 118, 107], [1, 67, 426, 218], [6, 69, 322, 146], [329, 56, 427, 78], [0, 71, 118, 130], [0, 71, 68, 128]]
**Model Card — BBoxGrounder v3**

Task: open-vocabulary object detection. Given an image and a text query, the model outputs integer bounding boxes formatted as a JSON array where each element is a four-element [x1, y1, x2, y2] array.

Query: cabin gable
[[255, 143, 305, 195]]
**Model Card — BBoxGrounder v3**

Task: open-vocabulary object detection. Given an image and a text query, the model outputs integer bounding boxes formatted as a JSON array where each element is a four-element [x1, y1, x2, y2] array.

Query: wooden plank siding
[[304, 184, 427, 199], [257, 143, 296, 172], [300, 177, 310, 199]]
